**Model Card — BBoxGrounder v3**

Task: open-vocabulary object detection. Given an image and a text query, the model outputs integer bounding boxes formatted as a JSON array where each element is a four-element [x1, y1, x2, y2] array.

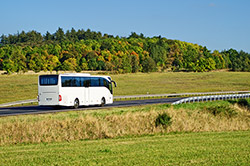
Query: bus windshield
[[39, 75, 58, 86]]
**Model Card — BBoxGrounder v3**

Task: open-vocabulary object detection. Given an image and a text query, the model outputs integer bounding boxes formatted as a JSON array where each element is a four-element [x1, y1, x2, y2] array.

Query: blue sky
[[1, 0, 250, 52]]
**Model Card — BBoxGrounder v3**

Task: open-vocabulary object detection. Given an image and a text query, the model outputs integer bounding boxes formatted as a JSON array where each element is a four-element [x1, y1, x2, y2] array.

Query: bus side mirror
[[111, 80, 117, 87]]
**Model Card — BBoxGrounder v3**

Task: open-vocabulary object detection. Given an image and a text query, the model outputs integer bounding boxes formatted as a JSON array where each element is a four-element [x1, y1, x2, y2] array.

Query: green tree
[[44, 31, 54, 41], [47, 55, 60, 72], [55, 27, 65, 42], [27, 52, 43, 73], [142, 56, 156, 72], [86, 51, 98, 70], [80, 57, 89, 70], [11, 49, 27, 73], [61, 58, 77, 71], [131, 54, 139, 73]]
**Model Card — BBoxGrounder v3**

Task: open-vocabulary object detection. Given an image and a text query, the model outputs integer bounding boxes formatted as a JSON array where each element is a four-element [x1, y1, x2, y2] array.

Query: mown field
[[1, 131, 250, 166], [1, 71, 250, 104]]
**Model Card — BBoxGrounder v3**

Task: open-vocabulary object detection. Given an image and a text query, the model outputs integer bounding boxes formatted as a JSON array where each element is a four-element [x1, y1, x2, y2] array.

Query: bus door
[[84, 87, 89, 105]]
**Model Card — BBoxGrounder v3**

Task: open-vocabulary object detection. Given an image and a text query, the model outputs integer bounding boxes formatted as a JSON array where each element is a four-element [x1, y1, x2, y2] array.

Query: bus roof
[[40, 73, 111, 80], [60, 73, 91, 76]]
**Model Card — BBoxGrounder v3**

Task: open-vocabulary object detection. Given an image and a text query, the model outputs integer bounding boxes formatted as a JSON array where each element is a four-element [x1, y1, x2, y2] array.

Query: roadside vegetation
[[1, 72, 250, 104], [0, 99, 249, 145], [0, 99, 250, 165]]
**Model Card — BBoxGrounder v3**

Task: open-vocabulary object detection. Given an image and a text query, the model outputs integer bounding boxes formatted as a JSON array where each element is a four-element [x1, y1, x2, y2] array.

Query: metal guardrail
[[172, 93, 250, 105], [114, 91, 250, 100], [0, 99, 38, 107]]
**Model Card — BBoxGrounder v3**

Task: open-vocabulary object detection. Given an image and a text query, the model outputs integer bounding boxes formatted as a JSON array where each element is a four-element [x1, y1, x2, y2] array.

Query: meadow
[[1, 131, 249, 166], [1, 72, 250, 165], [0, 100, 249, 145], [1, 71, 250, 104]]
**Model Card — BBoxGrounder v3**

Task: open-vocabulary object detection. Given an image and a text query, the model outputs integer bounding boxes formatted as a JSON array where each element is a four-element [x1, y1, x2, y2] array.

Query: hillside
[[0, 28, 250, 74]]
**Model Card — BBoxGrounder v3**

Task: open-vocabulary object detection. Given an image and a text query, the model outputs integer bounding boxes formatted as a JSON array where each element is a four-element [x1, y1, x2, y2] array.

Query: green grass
[[1, 71, 250, 104], [0, 131, 249, 166], [0, 74, 38, 104], [1, 101, 249, 146], [0, 100, 250, 165], [111, 72, 250, 95]]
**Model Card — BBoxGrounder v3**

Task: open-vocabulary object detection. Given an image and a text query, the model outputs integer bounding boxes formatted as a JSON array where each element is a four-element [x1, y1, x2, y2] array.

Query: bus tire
[[73, 98, 79, 109], [100, 97, 105, 107]]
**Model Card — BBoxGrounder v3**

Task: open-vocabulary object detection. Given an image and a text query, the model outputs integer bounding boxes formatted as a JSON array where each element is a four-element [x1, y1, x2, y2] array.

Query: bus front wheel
[[73, 98, 79, 109]]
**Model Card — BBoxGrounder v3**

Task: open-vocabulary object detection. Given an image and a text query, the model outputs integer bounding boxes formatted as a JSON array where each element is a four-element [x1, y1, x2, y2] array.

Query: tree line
[[0, 28, 250, 74]]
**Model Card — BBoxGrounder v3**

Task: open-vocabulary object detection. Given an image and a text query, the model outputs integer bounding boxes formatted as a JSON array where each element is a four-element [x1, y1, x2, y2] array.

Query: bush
[[237, 99, 250, 110], [155, 112, 172, 128], [205, 105, 237, 118]]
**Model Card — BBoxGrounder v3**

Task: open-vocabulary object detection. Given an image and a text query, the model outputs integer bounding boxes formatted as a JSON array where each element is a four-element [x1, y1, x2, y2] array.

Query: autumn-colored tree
[[61, 58, 77, 71], [0, 28, 250, 73]]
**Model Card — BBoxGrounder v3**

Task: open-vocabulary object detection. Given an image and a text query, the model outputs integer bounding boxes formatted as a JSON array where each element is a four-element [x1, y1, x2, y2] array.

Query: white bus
[[38, 73, 116, 108]]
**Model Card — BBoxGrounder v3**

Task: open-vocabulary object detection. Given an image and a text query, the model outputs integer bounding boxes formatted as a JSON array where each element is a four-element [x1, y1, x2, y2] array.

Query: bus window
[[84, 78, 91, 87], [79, 77, 85, 87], [91, 78, 100, 87], [40, 75, 58, 86], [100, 78, 104, 86], [61, 76, 71, 87]]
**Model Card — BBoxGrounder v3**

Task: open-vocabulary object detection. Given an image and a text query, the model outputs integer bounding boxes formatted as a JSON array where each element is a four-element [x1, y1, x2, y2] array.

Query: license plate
[[46, 98, 52, 101]]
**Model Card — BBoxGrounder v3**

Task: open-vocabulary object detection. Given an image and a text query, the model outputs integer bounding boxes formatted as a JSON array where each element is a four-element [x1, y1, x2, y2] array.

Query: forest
[[0, 28, 250, 74]]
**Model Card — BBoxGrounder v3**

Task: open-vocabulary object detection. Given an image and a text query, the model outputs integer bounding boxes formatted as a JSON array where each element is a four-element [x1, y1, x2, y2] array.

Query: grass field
[[0, 131, 249, 165], [0, 93, 250, 165], [1, 100, 249, 145], [0, 71, 250, 104]]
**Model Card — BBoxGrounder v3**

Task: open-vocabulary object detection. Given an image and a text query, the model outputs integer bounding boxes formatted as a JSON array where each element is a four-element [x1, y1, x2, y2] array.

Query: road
[[0, 98, 182, 117]]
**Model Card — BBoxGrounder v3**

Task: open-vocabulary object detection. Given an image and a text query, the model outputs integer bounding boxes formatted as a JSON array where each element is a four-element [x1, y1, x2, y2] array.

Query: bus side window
[[72, 77, 77, 87], [75, 77, 81, 87], [61, 76, 71, 87], [91, 78, 100, 87], [84, 78, 90, 87], [80, 77, 86, 87], [100, 78, 104, 86]]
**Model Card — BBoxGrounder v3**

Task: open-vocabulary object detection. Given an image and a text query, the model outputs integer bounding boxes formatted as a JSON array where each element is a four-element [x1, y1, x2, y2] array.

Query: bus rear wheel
[[73, 99, 79, 109], [100, 97, 105, 107]]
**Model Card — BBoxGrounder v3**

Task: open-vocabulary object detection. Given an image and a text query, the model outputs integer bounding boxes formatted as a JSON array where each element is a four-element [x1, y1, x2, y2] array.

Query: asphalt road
[[0, 98, 182, 117]]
